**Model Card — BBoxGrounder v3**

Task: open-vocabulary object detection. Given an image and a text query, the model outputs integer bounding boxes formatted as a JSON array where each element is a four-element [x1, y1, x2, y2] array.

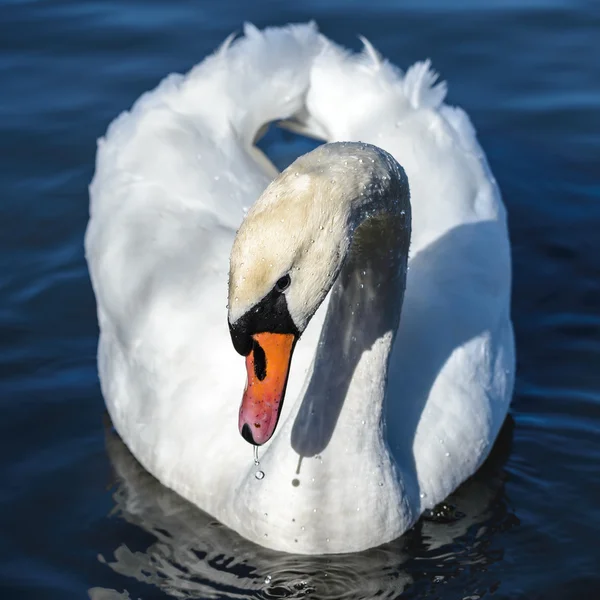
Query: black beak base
[[228, 284, 300, 356]]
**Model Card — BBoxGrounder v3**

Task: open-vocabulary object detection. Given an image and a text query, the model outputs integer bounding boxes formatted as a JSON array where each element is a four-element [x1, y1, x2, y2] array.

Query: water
[[253, 434, 265, 480], [1, 0, 599, 598]]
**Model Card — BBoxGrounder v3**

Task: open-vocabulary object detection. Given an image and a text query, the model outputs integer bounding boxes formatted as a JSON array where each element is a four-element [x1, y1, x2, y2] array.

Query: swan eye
[[275, 274, 291, 292]]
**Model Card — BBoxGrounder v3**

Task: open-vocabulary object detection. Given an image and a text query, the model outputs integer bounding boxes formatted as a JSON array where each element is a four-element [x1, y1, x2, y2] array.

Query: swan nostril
[[241, 423, 256, 445], [252, 340, 267, 381]]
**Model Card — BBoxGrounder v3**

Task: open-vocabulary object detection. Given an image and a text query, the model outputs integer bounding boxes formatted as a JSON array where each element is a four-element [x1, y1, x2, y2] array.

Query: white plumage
[[86, 22, 514, 554]]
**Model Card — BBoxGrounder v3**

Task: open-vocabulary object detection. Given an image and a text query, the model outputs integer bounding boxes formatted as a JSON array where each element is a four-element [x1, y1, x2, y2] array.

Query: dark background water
[[2, 0, 600, 598]]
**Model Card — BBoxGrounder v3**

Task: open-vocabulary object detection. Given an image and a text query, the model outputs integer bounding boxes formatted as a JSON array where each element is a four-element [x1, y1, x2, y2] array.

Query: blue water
[[2, 0, 599, 598]]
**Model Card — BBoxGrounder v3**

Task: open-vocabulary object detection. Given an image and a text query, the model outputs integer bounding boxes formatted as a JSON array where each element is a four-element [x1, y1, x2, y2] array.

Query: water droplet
[[326, 538, 330, 542], [361, 420, 365, 425], [264, 575, 272, 585], [360, 283, 364, 289], [445, 452, 450, 458], [359, 158, 363, 163], [255, 470, 265, 480], [420, 491, 427, 499], [379, 482, 384, 487], [356, 507, 361, 512], [214, 175, 220, 181], [313, 508, 318, 513], [254, 446, 259, 466], [301, 526, 305, 530]]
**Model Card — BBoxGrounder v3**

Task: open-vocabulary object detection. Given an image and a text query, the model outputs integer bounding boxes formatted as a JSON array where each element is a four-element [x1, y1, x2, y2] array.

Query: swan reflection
[[91, 417, 516, 599]]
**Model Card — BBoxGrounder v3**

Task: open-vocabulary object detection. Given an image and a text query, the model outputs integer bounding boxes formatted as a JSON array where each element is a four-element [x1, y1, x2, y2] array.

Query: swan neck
[[290, 178, 411, 457]]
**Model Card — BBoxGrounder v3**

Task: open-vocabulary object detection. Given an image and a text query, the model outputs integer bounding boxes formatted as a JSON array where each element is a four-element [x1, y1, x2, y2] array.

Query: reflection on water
[[91, 418, 516, 600]]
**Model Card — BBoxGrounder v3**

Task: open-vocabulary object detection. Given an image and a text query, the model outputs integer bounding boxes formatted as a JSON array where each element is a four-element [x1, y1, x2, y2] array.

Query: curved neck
[[290, 156, 411, 457]]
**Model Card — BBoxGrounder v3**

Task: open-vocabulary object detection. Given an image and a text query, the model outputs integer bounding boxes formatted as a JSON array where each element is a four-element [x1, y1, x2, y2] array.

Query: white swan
[[86, 22, 514, 555]]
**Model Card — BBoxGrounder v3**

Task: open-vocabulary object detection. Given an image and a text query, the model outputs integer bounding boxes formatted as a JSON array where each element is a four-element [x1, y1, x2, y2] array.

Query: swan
[[85, 22, 514, 555]]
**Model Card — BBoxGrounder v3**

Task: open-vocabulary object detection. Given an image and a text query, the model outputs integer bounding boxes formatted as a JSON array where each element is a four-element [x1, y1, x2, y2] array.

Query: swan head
[[228, 142, 405, 445]]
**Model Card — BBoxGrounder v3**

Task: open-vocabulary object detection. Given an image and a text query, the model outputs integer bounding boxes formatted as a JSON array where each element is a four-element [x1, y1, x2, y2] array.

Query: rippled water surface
[[2, 0, 600, 598]]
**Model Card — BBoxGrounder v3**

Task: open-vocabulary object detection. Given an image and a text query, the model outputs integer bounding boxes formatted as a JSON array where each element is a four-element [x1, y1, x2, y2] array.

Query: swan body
[[86, 23, 514, 555]]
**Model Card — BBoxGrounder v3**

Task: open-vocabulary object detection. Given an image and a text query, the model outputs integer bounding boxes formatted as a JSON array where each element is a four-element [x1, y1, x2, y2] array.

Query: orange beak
[[238, 332, 296, 445]]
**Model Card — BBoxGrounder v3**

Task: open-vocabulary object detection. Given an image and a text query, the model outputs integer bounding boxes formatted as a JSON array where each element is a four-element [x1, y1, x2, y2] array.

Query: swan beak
[[238, 332, 296, 445]]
